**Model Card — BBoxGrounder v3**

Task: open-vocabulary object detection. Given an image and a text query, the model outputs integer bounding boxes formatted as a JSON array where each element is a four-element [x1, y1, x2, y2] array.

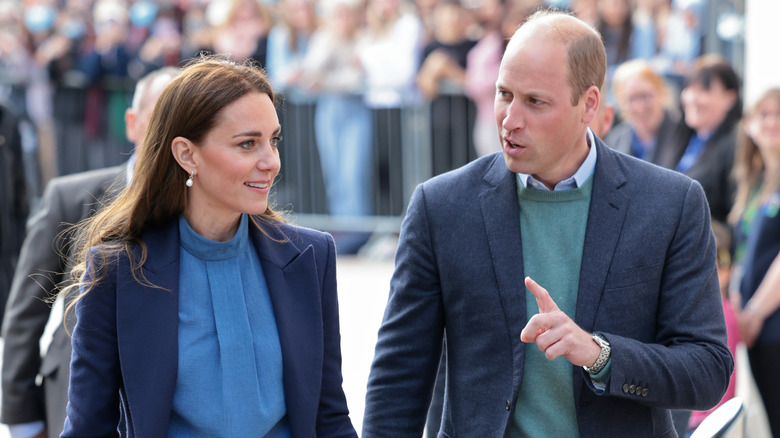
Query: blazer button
[[622, 384, 629, 393], [641, 388, 649, 397], [628, 384, 636, 394], [506, 400, 511, 411], [636, 386, 643, 394]]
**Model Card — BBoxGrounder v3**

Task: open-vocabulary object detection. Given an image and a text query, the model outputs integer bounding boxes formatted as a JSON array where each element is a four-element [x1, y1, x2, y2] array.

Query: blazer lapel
[[116, 221, 180, 437], [572, 141, 630, 406], [478, 156, 528, 388], [575, 141, 630, 333], [250, 222, 321, 437]]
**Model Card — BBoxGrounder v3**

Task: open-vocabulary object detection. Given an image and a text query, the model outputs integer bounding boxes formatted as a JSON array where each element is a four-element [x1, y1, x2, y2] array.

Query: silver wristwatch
[[583, 333, 611, 375]]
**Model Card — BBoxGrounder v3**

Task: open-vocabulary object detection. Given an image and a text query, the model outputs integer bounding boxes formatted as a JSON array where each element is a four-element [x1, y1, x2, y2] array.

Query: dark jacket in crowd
[[0, 102, 28, 327]]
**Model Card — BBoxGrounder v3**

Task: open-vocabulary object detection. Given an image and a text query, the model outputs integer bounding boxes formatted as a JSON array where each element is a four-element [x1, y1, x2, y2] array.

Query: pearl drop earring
[[186, 171, 194, 188]]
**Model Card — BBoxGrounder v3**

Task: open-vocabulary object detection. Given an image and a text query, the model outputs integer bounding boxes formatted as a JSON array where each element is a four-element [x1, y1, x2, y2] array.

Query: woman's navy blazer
[[62, 218, 357, 438]]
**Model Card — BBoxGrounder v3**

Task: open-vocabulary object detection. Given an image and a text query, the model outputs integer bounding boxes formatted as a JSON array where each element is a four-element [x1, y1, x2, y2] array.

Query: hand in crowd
[[0, 31, 25, 58], [93, 20, 127, 54], [417, 49, 464, 99], [138, 33, 182, 64], [34, 34, 73, 66], [520, 277, 602, 368], [738, 306, 765, 348]]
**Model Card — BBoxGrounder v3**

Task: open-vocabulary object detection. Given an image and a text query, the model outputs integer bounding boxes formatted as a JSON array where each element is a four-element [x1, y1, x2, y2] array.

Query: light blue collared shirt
[[517, 128, 598, 191]]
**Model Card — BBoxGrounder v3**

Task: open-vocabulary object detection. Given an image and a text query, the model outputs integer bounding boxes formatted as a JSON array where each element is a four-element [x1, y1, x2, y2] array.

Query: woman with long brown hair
[[60, 56, 357, 437]]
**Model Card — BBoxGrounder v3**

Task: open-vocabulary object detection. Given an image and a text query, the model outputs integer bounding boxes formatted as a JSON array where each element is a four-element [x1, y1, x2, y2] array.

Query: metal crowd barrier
[[273, 88, 477, 235], [4, 76, 478, 235]]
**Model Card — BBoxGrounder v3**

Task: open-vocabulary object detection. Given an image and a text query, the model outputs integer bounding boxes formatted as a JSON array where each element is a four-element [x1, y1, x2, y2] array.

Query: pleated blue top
[[167, 214, 290, 437]]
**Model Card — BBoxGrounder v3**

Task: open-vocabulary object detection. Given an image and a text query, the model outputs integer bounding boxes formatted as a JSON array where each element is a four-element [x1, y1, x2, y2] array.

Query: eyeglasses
[[754, 111, 780, 123], [623, 92, 656, 105]]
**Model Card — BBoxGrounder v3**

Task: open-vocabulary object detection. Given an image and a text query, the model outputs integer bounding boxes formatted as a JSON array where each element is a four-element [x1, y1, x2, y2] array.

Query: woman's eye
[[271, 136, 283, 147], [239, 140, 255, 149]]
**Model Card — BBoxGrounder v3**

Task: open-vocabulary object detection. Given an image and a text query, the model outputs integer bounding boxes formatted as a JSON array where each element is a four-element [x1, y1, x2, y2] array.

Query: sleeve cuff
[[589, 358, 612, 393], [8, 421, 45, 438]]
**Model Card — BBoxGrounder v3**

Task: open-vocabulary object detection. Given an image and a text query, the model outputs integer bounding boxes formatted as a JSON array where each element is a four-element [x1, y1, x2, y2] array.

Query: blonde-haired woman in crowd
[[728, 87, 780, 438], [605, 58, 678, 165]]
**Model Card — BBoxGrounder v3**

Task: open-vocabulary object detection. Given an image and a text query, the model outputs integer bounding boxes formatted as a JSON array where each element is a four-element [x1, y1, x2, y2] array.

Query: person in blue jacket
[[60, 55, 357, 438]]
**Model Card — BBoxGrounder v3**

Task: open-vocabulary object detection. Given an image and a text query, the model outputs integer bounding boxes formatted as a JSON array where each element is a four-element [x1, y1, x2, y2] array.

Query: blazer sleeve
[[1, 180, 70, 425], [594, 179, 734, 410], [316, 232, 359, 438], [61, 255, 122, 438], [363, 184, 446, 437]]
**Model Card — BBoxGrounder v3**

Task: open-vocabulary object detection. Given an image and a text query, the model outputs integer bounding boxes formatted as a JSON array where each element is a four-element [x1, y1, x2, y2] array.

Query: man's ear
[[125, 108, 138, 144], [580, 85, 601, 125], [171, 136, 197, 175]]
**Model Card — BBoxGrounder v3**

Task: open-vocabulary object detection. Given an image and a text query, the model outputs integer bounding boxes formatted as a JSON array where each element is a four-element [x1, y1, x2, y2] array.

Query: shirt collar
[[517, 128, 598, 191], [126, 153, 136, 186]]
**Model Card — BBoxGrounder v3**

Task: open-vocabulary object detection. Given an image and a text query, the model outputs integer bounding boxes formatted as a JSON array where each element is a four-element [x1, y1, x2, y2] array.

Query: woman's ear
[[171, 136, 197, 174]]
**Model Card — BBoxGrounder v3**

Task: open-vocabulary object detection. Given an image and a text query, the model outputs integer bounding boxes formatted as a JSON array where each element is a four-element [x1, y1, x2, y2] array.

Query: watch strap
[[583, 333, 611, 375]]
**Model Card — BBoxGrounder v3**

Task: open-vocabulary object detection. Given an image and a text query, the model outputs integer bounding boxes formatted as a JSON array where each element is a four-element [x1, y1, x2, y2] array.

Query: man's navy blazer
[[61, 218, 357, 438], [363, 139, 733, 437]]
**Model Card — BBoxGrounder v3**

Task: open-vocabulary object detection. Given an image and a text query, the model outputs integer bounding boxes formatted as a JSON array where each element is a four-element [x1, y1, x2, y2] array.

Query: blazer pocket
[[604, 263, 663, 290]]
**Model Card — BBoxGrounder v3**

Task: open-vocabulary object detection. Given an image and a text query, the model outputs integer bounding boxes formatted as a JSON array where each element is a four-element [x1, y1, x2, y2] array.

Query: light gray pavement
[[334, 255, 394, 434], [0, 253, 772, 437]]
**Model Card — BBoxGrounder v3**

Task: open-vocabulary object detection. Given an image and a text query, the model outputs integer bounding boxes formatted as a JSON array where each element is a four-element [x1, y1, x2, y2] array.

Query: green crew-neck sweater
[[507, 175, 593, 438]]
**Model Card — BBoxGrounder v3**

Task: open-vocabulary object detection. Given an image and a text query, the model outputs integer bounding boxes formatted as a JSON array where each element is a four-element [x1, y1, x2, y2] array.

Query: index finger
[[525, 276, 559, 313]]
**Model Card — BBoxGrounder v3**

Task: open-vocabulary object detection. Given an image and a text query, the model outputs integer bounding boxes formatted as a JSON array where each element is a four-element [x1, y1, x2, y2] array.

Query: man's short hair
[[131, 67, 181, 111], [519, 9, 607, 106]]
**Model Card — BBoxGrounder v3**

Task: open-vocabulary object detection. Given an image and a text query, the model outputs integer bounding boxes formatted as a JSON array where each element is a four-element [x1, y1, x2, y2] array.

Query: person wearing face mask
[[19, 1, 61, 185], [659, 54, 741, 224], [1, 67, 179, 438], [298, 0, 374, 254]]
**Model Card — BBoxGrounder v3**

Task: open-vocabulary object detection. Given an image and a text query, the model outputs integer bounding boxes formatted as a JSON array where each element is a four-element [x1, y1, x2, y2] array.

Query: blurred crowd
[[0, 0, 741, 199], [6, 0, 780, 436]]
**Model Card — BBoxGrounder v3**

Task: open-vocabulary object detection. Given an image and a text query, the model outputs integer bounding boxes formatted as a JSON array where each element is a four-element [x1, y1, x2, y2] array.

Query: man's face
[[494, 32, 595, 188]]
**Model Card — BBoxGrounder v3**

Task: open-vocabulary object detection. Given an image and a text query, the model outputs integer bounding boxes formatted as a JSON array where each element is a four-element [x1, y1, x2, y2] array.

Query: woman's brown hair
[[62, 55, 285, 323]]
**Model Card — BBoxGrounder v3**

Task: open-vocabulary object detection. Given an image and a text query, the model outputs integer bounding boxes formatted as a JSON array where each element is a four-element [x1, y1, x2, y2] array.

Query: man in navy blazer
[[363, 9, 733, 437]]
